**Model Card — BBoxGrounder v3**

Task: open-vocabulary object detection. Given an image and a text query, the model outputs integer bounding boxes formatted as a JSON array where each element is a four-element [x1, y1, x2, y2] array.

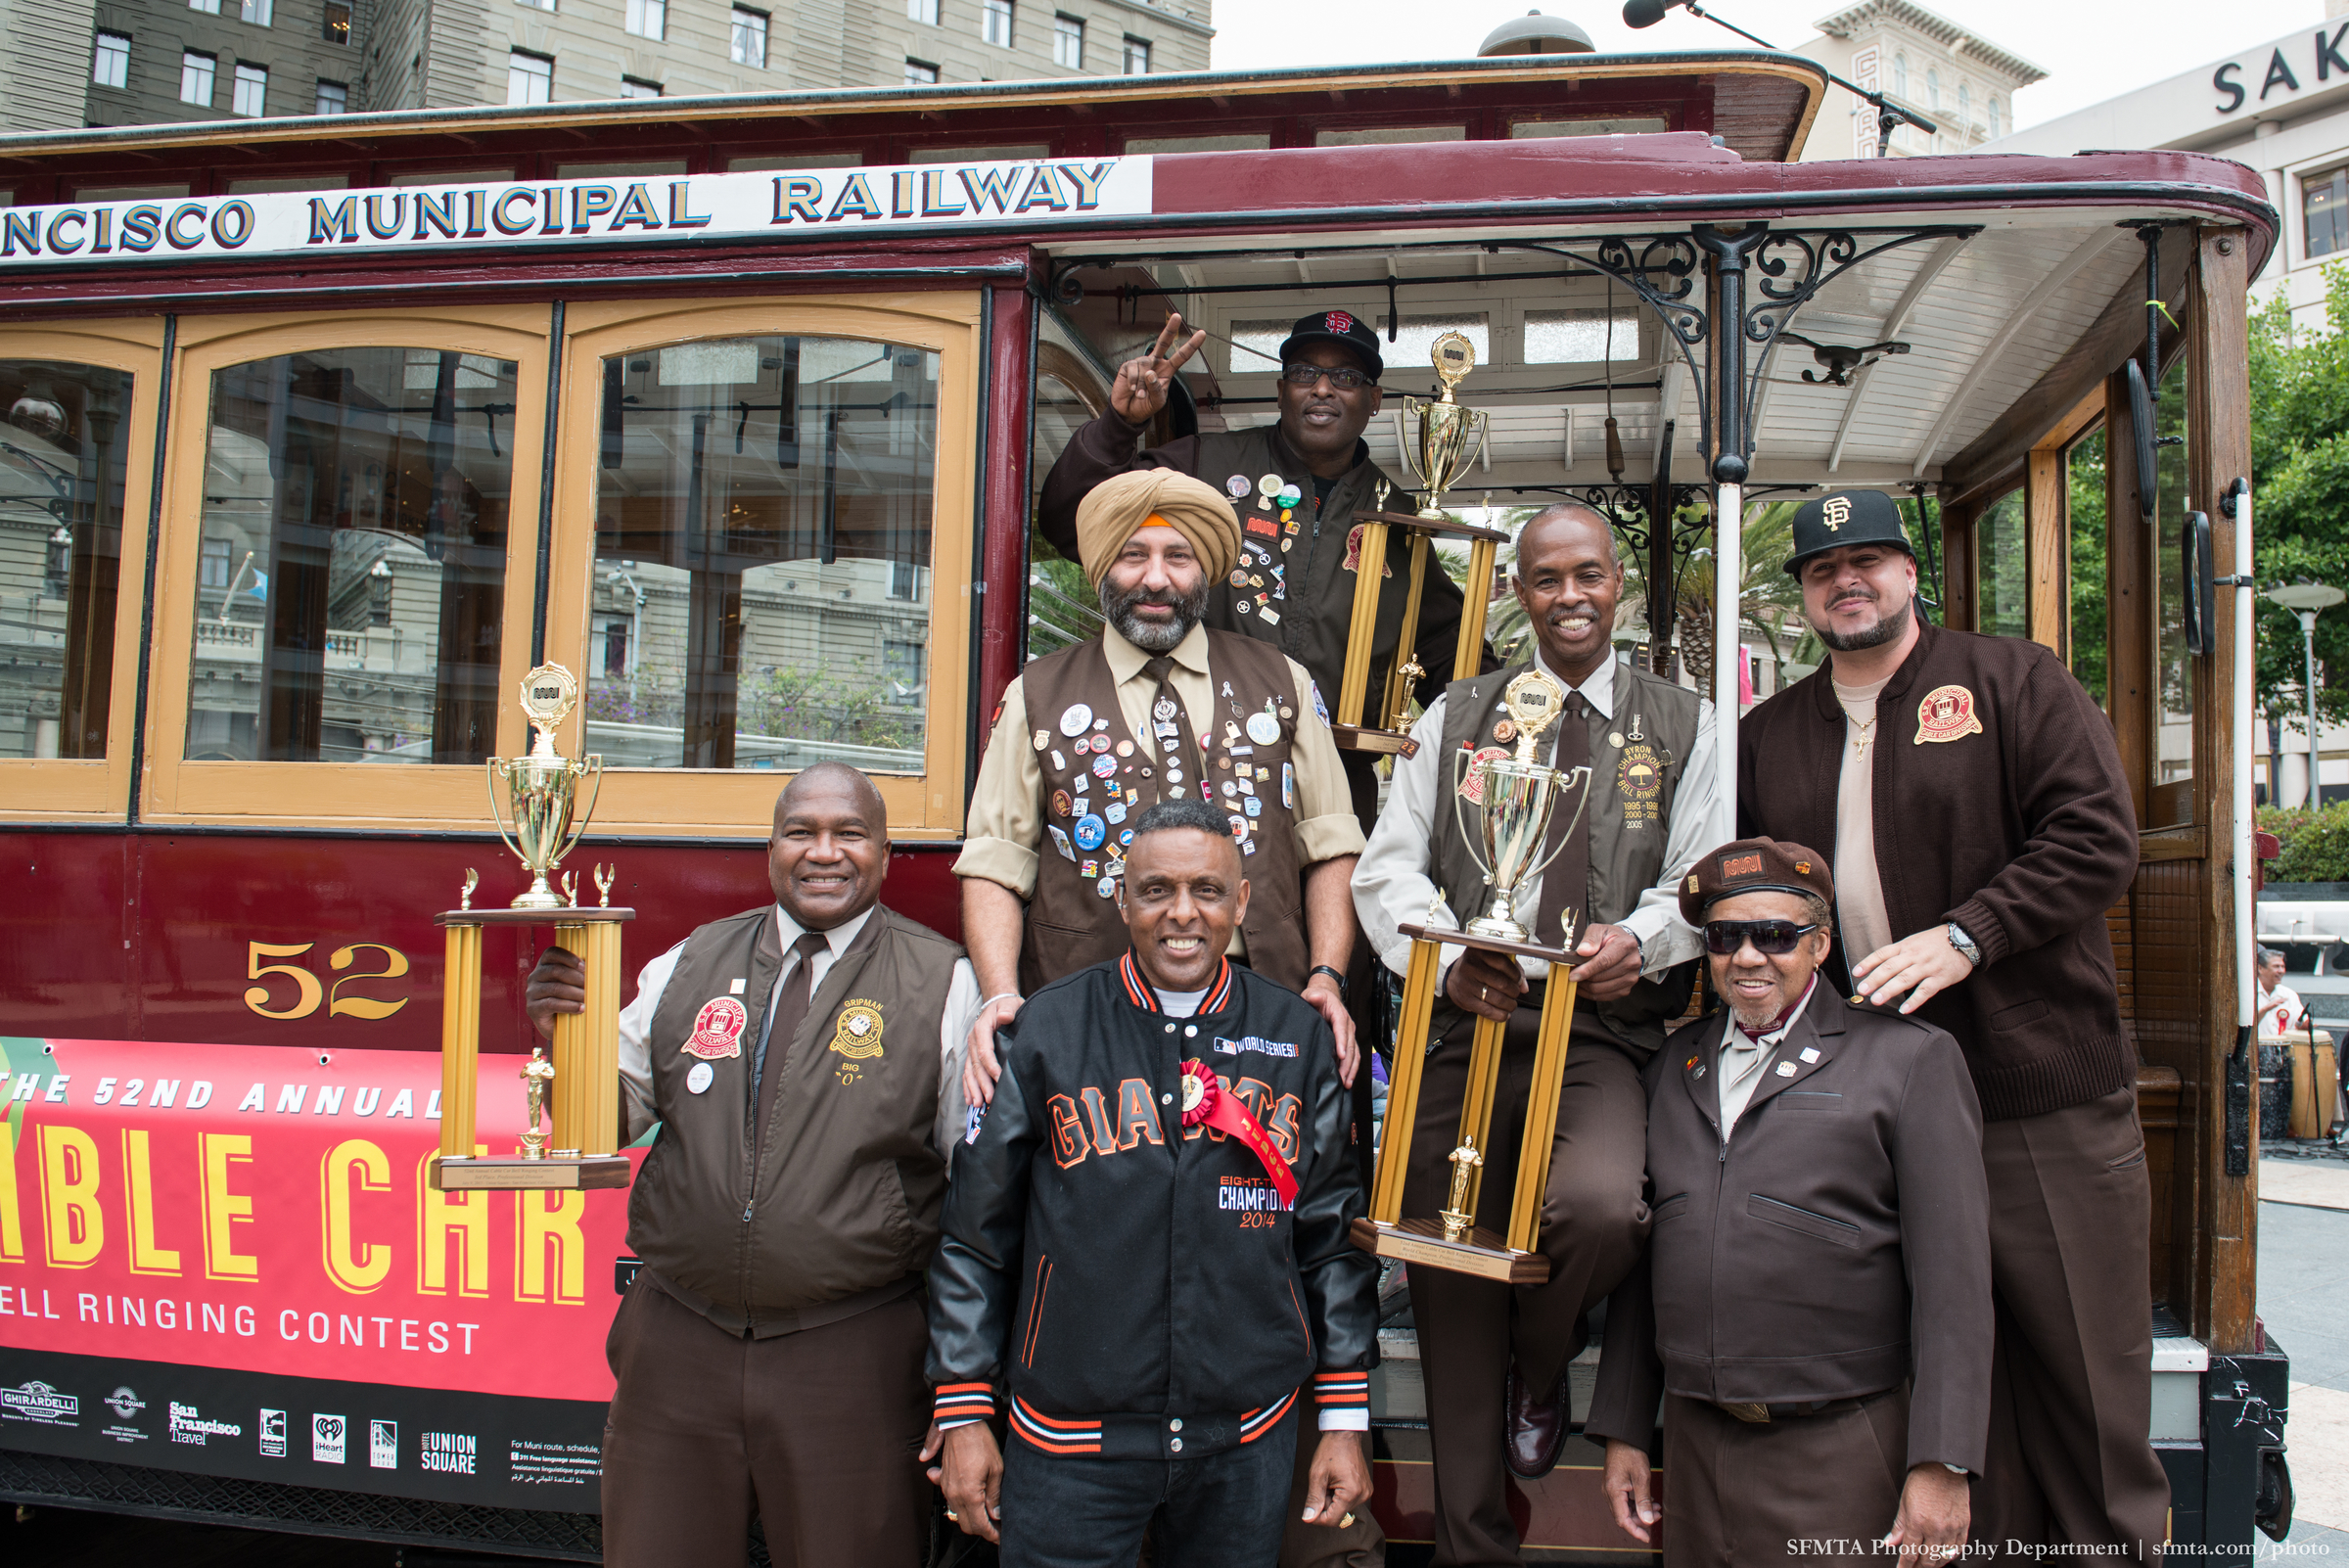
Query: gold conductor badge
[[830, 999, 886, 1084]]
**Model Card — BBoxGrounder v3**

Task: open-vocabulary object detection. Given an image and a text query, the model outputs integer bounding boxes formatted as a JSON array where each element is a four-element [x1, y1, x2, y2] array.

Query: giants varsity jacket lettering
[[925, 954, 1377, 1459]]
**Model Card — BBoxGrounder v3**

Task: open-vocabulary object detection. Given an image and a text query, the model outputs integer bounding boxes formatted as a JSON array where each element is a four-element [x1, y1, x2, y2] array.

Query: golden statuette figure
[[459, 868, 477, 911], [594, 863, 617, 907], [1441, 1138, 1485, 1243], [519, 1046, 556, 1161]]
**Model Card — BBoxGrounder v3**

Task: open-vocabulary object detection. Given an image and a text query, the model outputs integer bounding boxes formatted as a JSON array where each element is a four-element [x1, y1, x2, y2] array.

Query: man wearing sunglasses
[[1736, 489, 2161, 1560], [1037, 307, 1490, 831], [1352, 502, 1726, 1564], [1589, 837, 1989, 1567]]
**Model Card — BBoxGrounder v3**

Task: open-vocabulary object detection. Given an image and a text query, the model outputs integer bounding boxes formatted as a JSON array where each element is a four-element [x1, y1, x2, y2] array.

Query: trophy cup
[[487, 664, 602, 911], [1349, 667, 1593, 1282], [431, 662, 634, 1192], [1396, 331, 1493, 521], [1451, 669, 1594, 941], [1328, 334, 1510, 757]]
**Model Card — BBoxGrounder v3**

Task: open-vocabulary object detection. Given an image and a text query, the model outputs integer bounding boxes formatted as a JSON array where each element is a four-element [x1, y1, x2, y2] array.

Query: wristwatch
[[1309, 964, 1349, 1000], [1945, 923, 1982, 966], [1942, 1462, 1968, 1476]]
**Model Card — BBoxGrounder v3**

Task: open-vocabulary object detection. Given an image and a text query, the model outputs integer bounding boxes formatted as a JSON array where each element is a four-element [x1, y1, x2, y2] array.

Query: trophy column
[[1331, 509, 1511, 757]]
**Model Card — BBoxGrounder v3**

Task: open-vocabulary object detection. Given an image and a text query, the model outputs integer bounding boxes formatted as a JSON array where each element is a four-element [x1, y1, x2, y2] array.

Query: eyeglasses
[[1703, 920, 1820, 956], [1278, 364, 1375, 392]]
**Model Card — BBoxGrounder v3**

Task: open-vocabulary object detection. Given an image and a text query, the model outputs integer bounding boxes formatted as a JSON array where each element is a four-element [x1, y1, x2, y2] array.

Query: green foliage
[[2258, 803, 2349, 883], [2068, 431, 2109, 707], [2247, 267, 2349, 727], [1027, 520, 1100, 654]]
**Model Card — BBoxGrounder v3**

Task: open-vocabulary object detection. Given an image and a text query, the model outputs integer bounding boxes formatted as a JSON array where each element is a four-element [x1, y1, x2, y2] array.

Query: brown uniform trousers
[[1972, 1086, 2171, 1558], [1403, 1004, 1651, 1566], [1657, 1390, 1911, 1566], [601, 1279, 931, 1568]]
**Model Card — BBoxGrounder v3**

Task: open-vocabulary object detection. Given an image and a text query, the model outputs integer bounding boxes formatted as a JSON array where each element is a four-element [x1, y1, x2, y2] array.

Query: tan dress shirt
[[954, 622, 1365, 953], [1831, 672, 1894, 967]]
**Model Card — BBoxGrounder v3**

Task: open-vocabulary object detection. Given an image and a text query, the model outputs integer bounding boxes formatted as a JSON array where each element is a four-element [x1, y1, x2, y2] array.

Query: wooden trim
[[0, 318, 165, 820], [1940, 493, 1980, 634], [544, 294, 983, 841], [139, 306, 552, 827], [2024, 448, 2068, 659], [2188, 225, 2255, 1355]]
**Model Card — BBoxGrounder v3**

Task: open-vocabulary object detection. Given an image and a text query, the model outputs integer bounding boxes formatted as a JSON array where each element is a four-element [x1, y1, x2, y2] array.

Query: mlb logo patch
[[1325, 310, 1355, 334]]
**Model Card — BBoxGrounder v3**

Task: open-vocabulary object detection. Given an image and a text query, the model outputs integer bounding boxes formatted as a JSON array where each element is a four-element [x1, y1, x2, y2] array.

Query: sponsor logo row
[[4, 1379, 477, 1474]]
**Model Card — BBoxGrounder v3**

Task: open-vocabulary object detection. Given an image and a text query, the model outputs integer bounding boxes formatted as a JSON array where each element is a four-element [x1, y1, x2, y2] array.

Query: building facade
[[0, 0, 1208, 131], [1784, 0, 2043, 162]]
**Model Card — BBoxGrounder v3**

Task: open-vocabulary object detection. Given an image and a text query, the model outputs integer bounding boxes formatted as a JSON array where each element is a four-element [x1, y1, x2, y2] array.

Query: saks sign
[[2215, 23, 2349, 115], [0, 156, 1152, 268]]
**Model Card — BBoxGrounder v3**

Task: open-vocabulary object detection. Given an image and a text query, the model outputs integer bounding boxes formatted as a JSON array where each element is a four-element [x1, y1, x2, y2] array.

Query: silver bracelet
[[980, 992, 1023, 1012]]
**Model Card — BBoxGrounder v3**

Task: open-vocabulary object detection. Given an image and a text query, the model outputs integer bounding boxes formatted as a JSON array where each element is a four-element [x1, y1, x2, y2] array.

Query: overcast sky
[[1211, 1, 2326, 131]]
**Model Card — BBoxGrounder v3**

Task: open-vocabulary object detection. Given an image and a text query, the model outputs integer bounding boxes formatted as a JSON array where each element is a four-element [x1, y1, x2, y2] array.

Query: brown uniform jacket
[[1586, 988, 1993, 1474], [1736, 621, 2139, 1121], [1038, 411, 1477, 716]]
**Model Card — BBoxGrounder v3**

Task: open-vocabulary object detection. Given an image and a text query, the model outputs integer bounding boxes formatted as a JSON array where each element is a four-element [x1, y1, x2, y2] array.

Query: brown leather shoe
[[1504, 1362, 1570, 1480]]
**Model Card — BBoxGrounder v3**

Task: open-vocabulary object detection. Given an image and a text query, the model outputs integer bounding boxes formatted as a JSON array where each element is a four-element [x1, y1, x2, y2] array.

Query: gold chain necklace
[[1839, 704, 1877, 756]]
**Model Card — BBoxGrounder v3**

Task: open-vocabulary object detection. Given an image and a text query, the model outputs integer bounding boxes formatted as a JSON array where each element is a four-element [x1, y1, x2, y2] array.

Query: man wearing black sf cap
[[1734, 490, 2165, 1560], [1038, 307, 1492, 830]]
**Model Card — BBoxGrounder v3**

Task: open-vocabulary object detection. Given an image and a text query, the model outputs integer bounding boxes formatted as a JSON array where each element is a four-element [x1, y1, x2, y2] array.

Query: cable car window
[[0, 361, 131, 760], [1976, 488, 2026, 640], [184, 348, 519, 765], [589, 335, 939, 774]]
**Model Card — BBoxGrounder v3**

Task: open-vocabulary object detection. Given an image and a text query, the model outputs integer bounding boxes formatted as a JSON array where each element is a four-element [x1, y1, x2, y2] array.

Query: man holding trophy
[[1352, 503, 1727, 1566]]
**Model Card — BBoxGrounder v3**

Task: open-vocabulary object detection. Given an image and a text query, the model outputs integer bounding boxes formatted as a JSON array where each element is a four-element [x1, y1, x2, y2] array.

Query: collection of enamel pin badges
[[1037, 681, 1300, 899], [1222, 471, 1306, 623]]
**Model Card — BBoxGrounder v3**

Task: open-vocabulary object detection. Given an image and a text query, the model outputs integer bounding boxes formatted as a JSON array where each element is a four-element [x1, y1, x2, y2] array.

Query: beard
[[1102, 576, 1208, 654], [1816, 591, 1912, 653]]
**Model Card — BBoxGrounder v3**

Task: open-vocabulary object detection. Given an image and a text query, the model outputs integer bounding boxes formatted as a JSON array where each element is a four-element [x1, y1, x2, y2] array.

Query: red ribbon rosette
[[1179, 1059, 1298, 1208]]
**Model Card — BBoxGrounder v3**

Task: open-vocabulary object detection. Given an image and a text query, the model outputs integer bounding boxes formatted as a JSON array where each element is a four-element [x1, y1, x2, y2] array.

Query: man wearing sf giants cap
[[1037, 308, 1492, 832], [1736, 490, 2164, 1559], [1588, 836, 1990, 1568]]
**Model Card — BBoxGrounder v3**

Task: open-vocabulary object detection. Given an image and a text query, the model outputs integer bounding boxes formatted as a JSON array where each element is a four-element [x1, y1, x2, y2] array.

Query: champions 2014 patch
[[1213, 1035, 1298, 1059]]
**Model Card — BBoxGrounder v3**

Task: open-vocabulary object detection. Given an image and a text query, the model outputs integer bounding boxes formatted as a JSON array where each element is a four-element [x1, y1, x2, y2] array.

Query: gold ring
[[1340, 1512, 1356, 1529], [944, 1510, 959, 1521], [1480, 986, 1488, 1003]]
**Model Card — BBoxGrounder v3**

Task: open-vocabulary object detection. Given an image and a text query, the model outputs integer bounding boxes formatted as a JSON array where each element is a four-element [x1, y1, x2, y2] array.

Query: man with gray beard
[[955, 468, 1365, 1091]]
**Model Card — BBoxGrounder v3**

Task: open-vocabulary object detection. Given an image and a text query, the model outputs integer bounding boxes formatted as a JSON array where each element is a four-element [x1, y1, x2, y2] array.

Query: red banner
[[0, 1037, 635, 1404]]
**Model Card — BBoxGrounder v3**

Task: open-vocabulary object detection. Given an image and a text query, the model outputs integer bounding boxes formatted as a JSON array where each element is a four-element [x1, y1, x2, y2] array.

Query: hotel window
[[1892, 53, 1907, 99], [188, 0, 221, 14], [323, 0, 350, 41], [93, 30, 130, 89], [314, 76, 345, 114], [232, 62, 267, 116], [730, 7, 766, 68], [517, 0, 556, 13], [200, 536, 232, 590], [180, 50, 216, 106], [2306, 167, 2349, 259], [1052, 13, 1082, 68], [1987, 96, 2001, 137], [239, 0, 272, 24], [1122, 35, 1148, 72], [982, 0, 1011, 46], [1925, 69, 1940, 112], [1957, 83, 1970, 129], [908, 0, 938, 22], [625, 0, 665, 39], [507, 49, 551, 104], [621, 75, 661, 98], [905, 58, 938, 84]]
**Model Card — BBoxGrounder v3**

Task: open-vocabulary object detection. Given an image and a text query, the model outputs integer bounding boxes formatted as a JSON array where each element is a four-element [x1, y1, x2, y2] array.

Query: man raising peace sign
[[1038, 308, 1493, 837]]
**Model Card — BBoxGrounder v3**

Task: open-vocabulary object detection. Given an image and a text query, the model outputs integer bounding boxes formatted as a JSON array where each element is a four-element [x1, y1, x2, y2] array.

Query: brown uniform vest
[[1432, 660, 1700, 1057], [1016, 629, 1309, 994], [629, 902, 961, 1337]]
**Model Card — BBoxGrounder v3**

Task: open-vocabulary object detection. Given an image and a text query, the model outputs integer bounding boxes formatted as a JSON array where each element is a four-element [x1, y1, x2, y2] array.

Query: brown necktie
[[1533, 693, 1591, 951], [1141, 655, 1206, 806], [755, 931, 831, 1145]]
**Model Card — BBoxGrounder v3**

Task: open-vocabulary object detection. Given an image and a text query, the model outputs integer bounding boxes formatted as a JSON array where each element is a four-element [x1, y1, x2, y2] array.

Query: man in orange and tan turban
[[953, 466, 1364, 1089]]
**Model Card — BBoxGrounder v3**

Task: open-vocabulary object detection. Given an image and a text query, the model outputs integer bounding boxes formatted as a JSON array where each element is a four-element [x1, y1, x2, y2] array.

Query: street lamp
[[2263, 580, 2346, 807]]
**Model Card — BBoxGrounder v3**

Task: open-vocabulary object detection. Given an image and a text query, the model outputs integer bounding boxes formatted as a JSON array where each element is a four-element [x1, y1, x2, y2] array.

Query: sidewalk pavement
[[2256, 1193, 2349, 1560]]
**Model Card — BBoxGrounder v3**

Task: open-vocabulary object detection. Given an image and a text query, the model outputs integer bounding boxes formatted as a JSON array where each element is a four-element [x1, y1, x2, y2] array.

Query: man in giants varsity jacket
[[1736, 490, 2164, 1559], [525, 763, 980, 1568], [927, 799, 1379, 1568]]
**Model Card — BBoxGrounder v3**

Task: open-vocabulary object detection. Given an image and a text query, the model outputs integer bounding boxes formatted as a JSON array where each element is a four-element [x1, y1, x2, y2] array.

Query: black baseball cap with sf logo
[[1277, 309, 1384, 383], [1784, 488, 1914, 576]]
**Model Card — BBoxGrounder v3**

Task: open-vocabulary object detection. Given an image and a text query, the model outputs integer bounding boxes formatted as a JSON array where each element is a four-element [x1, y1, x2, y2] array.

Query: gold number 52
[[330, 944, 411, 1020], [245, 942, 324, 1020], [243, 941, 412, 1021]]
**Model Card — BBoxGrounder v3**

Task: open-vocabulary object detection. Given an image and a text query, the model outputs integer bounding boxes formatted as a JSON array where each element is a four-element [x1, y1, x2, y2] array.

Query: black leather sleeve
[[1292, 1012, 1379, 1374], [923, 1019, 1044, 1390]]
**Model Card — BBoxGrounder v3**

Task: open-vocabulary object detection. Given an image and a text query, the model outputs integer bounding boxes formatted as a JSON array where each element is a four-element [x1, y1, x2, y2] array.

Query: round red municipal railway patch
[[1913, 684, 1984, 745], [683, 995, 749, 1060]]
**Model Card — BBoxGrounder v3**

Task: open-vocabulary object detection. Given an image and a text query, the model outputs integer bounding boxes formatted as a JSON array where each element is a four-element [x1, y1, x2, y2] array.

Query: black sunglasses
[[1278, 364, 1376, 391], [1703, 919, 1820, 956]]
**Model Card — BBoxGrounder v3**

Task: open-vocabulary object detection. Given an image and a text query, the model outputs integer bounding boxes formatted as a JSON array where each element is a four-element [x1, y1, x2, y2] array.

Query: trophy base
[[1354, 509, 1514, 545], [431, 1154, 633, 1191], [1349, 1217, 1549, 1284], [1329, 723, 1419, 759], [1399, 921, 1578, 967]]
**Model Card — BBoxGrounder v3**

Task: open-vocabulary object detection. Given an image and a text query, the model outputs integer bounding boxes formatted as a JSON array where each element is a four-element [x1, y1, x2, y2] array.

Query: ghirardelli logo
[[105, 1388, 144, 1420], [3, 1381, 78, 1422]]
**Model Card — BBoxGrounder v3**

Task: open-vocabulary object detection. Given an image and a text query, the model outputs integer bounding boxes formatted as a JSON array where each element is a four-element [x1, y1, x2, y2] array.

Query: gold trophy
[[487, 664, 603, 911], [431, 662, 634, 1192], [1396, 331, 1493, 520], [1350, 668, 1591, 1282], [1451, 669, 1595, 942]]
